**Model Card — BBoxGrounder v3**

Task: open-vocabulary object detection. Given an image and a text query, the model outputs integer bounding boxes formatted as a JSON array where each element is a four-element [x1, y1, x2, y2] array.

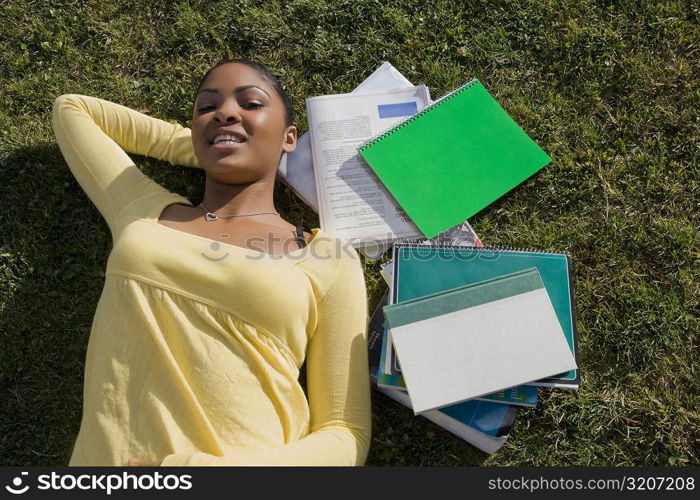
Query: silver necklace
[[199, 202, 280, 222]]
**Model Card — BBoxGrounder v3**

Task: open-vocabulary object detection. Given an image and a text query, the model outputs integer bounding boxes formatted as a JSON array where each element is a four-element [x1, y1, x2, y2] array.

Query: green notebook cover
[[391, 244, 580, 388], [358, 79, 552, 238]]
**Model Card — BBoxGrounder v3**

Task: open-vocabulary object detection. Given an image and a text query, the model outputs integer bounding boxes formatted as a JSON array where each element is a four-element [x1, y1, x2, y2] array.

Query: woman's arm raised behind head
[[52, 94, 199, 238]]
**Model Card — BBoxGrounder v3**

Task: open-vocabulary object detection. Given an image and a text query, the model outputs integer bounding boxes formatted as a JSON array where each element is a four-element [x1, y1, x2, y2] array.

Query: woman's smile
[[209, 129, 248, 151]]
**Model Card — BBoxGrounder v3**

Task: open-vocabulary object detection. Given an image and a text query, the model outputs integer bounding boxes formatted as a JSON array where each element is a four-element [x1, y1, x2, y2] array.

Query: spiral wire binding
[[358, 78, 480, 152], [392, 239, 570, 257]]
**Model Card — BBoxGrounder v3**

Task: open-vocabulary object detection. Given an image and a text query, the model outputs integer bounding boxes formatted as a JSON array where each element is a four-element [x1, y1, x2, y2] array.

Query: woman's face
[[191, 62, 296, 183]]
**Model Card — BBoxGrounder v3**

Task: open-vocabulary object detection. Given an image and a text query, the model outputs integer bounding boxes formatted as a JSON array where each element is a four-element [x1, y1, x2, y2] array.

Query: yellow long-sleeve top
[[51, 94, 371, 466]]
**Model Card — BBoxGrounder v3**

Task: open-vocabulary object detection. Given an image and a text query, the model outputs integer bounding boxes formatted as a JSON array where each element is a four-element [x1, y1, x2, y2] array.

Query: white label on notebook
[[389, 288, 577, 414]]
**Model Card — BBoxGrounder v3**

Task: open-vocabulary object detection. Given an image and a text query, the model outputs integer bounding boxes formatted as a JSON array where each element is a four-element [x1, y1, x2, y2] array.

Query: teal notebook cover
[[384, 267, 546, 325], [376, 324, 406, 389], [358, 79, 551, 239], [391, 244, 580, 387]]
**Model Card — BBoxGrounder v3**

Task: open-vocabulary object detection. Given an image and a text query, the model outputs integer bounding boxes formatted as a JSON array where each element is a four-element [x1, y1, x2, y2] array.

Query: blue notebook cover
[[440, 399, 516, 437], [478, 385, 537, 407]]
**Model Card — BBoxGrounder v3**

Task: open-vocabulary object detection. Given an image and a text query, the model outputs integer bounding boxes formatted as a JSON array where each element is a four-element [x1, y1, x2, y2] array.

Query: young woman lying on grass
[[52, 59, 371, 466]]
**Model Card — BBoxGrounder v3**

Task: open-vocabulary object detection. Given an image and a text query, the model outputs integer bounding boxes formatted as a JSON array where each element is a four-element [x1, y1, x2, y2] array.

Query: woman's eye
[[196, 101, 262, 113]]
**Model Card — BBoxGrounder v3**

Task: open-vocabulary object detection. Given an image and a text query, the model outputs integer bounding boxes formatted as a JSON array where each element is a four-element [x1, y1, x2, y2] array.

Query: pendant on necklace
[[205, 212, 219, 222]]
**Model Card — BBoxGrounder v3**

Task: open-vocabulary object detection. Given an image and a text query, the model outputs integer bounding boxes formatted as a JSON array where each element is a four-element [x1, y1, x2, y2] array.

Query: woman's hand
[[127, 458, 162, 466]]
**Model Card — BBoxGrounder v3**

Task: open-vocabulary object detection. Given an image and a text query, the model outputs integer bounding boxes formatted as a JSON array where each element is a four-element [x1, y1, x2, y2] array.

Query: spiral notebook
[[389, 243, 580, 389], [358, 79, 552, 239]]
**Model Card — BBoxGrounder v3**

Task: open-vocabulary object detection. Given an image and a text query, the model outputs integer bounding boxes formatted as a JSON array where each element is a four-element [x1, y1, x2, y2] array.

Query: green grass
[[1, 0, 697, 466]]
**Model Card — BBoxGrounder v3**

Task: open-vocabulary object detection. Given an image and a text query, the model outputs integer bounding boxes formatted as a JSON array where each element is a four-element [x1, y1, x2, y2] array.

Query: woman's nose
[[214, 99, 241, 123]]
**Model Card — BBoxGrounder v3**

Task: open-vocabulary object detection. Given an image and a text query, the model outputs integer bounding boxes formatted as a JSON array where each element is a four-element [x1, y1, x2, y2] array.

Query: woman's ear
[[282, 125, 297, 153]]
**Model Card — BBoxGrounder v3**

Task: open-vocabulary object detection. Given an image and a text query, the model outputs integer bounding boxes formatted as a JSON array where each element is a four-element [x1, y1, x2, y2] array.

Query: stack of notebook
[[380, 244, 580, 415], [345, 71, 580, 419], [289, 62, 581, 454]]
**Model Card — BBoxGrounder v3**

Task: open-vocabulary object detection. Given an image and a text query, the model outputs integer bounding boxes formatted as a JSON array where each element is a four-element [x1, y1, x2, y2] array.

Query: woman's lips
[[210, 141, 246, 151]]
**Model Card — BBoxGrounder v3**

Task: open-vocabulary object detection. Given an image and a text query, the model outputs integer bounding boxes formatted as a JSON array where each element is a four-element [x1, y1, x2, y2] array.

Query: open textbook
[[279, 61, 415, 211], [281, 62, 418, 259], [306, 85, 431, 248]]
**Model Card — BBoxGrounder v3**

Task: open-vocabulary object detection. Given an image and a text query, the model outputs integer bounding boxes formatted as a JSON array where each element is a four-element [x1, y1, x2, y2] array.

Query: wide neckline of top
[[143, 195, 322, 261]]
